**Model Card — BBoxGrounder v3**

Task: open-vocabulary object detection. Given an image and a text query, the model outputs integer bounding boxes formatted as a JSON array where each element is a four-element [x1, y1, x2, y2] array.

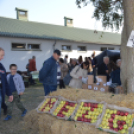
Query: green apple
[[126, 119, 131, 124], [123, 124, 128, 129], [107, 114, 111, 118], [109, 110, 114, 114], [104, 114, 107, 117], [120, 129, 126, 134], [113, 123, 118, 128], [127, 115, 132, 119], [113, 119, 117, 123], [106, 109, 110, 114], [74, 116, 77, 120], [122, 116, 127, 121]]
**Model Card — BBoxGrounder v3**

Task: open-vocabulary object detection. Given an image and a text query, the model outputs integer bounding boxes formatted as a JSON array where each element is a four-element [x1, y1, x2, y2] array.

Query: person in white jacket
[[69, 62, 88, 89]]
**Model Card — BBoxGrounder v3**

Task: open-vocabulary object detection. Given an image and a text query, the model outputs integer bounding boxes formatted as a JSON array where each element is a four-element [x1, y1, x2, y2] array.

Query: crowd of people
[[0, 47, 121, 121]]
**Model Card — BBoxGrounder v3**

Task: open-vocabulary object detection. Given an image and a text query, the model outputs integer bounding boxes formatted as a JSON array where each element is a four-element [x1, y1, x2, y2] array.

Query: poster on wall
[[127, 30, 134, 48]]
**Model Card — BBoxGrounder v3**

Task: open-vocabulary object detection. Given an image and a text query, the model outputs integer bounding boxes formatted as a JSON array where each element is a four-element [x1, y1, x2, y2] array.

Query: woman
[[87, 57, 93, 75], [0, 48, 13, 118], [78, 56, 83, 65], [59, 58, 68, 89], [108, 61, 121, 85], [69, 62, 88, 89]]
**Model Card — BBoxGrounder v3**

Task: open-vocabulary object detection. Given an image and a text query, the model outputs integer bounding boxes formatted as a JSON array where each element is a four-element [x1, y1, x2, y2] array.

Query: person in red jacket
[[29, 56, 37, 72], [29, 56, 36, 85]]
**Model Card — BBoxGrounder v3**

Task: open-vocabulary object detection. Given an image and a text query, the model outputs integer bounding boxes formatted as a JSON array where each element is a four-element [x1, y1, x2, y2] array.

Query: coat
[[39, 56, 57, 85], [7, 73, 25, 95], [29, 59, 37, 72], [0, 63, 12, 103], [60, 63, 68, 79], [111, 69, 121, 85], [69, 65, 88, 89]]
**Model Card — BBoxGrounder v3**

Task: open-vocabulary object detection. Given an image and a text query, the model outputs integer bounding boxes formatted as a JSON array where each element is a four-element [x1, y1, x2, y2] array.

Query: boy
[[4, 64, 27, 121]]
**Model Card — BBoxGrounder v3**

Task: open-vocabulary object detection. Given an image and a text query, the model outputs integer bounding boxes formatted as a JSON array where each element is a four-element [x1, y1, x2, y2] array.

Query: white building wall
[[0, 37, 120, 71]]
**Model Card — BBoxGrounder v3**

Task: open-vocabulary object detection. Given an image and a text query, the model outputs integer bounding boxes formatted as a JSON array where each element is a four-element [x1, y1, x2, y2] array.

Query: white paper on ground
[[88, 85, 92, 89], [127, 30, 134, 48]]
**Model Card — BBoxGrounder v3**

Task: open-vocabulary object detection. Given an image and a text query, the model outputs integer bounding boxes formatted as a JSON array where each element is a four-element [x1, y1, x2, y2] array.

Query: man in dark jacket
[[0, 48, 13, 118], [98, 56, 110, 81], [39, 50, 61, 96]]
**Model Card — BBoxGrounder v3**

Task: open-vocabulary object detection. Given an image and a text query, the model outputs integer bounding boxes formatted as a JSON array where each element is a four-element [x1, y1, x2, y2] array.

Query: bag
[[63, 66, 80, 86]]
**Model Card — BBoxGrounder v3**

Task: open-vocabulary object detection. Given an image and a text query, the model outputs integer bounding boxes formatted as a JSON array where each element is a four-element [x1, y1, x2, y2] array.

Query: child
[[4, 64, 27, 121]]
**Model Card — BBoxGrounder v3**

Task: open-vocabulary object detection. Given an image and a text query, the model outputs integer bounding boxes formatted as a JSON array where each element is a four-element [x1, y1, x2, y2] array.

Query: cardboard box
[[82, 84, 93, 90], [93, 84, 100, 91], [100, 86, 109, 92], [88, 85, 93, 90], [82, 84, 88, 89], [88, 75, 94, 84], [116, 86, 124, 94], [96, 76, 107, 84]]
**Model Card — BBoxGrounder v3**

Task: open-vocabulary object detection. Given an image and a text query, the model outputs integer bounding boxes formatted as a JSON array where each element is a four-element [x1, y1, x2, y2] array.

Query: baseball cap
[[54, 49, 61, 56]]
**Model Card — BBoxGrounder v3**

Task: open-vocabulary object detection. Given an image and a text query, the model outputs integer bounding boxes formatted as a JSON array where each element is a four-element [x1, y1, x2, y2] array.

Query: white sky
[[0, 0, 121, 32]]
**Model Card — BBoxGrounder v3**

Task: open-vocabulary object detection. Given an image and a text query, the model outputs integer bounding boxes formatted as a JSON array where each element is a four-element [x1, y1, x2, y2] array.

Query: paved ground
[[0, 82, 44, 134]]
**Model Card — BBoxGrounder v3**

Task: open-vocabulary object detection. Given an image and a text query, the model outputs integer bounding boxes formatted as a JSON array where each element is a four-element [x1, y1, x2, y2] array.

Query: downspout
[[53, 40, 57, 51]]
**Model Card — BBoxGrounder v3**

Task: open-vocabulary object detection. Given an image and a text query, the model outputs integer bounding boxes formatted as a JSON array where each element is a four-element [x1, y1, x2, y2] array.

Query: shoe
[[4, 115, 12, 121], [21, 109, 27, 117]]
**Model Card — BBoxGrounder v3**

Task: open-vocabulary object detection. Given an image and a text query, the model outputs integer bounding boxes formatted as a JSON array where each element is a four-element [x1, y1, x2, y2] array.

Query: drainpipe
[[53, 40, 57, 51]]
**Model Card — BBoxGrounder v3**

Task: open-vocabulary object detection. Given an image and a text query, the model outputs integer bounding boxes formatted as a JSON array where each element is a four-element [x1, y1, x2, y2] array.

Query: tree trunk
[[121, 0, 134, 93]]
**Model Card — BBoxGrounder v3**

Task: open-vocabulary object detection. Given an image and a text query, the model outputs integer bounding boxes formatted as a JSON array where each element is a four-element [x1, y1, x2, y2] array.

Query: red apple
[[120, 112, 125, 116], [108, 118, 113, 123], [117, 111, 121, 115], [114, 128, 119, 132], [82, 114, 85, 118], [119, 125, 123, 130], [84, 118, 88, 122], [65, 101, 69, 105], [82, 118, 84, 122], [109, 123, 113, 128], [94, 104, 98, 108], [84, 103, 88, 107], [91, 108, 94, 111], [70, 103, 75, 107], [77, 117, 82, 121], [88, 103, 91, 107], [111, 114, 115, 119], [125, 112, 129, 116], [110, 127, 114, 130], [121, 121, 126, 125], [87, 119, 91, 122], [85, 111, 88, 115], [117, 121, 121, 125]]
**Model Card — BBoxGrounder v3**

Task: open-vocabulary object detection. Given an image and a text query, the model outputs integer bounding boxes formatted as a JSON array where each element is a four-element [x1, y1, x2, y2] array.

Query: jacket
[[57, 63, 61, 84], [60, 63, 68, 79], [69, 65, 88, 89], [0, 63, 12, 102], [29, 59, 37, 72], [111, 69, 121, 85], [39, 56, 57, 85], [7, 73, 25, 95]]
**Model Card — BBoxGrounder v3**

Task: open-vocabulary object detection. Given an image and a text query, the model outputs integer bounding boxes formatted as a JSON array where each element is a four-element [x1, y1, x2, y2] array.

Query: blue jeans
[[0, 88, 2, 118], [43, 84, 57, 96]]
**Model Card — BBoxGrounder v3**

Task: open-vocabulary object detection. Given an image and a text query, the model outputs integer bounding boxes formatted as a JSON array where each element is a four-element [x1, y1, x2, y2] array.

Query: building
[[0, 8, 121, 71]]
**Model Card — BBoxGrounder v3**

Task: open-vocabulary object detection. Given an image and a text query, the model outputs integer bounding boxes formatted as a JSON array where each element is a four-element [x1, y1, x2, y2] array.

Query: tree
[[76, 0, 134, 93]]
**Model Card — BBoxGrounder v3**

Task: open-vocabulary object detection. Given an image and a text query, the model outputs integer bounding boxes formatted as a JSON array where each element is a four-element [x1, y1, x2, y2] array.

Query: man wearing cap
[[39, 49, 61, 96]]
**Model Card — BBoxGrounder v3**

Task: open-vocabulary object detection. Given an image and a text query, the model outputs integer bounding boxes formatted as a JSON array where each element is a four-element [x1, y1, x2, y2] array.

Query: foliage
[[76, 0, 123, 30]]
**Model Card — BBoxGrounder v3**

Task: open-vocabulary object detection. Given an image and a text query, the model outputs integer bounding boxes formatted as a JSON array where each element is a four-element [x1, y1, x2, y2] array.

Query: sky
[[0, 0, 120, 32]]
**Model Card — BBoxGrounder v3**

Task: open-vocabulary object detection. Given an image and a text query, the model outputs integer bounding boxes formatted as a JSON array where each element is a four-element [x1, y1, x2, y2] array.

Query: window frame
[[61, 45, 72, 52], [77, 46, 87, 52], [27, 44, 41, 51], [11, 43, 26, 51]]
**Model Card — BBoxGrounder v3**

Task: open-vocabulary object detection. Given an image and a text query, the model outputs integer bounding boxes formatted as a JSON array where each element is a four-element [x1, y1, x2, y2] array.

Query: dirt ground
[[0, 83, 44, 134]]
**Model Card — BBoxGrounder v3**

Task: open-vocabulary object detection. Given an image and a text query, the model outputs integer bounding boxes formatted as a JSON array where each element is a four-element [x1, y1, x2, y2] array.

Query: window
[[108, 47, 114, 50], [28, 44, 40, 50], [77, 46, 86, 51], [12, 43, 26, 50], [101, 47, 115, 51], [19, 11, 26, 16], [101, 47, 107, 51], [62, 45, 71, 51], [67, 19, 71, 23]]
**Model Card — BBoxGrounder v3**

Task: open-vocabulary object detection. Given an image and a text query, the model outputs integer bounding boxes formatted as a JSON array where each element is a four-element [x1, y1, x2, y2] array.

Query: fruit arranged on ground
[[53, 101, 77, 117], [74, 102, 103, 123], [38, 98, 57, 112], [99, 109, 133, 134]]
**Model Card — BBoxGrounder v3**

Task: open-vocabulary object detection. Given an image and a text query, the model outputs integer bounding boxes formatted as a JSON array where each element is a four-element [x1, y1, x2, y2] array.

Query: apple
[[91, 108, 94, 111], [65, 101, 69, 105], [84, 103, 88, 107], [117, 121, 121, 125], [77, 117, 82, 121], [85, 111, 88, 115], [123, 124, 128, 129], [107, 114, 111, 118], [114, 128, 119, 132], [113, 119, 117, 124], [120, 129, 126, 134], [117, 111, 121, 115], [110, 127, 114, 130], [70, 103, 75, 107], [120, 112, 125, 116], [94, 104, 98, 108], [106, 109, 110, 114], [108, 118, 113, 123], [126, 119, 131, 124], [127, 114, 132, 119], [109, 110, 114, 115], [88, 103, 91, 107], [87, 119, 91, 122], [109, 123, 113, 128], [125, 112, 129, 116], [119, 125, 123, 130], [111, 114, 115, 119], [113, 123, 118, 128]]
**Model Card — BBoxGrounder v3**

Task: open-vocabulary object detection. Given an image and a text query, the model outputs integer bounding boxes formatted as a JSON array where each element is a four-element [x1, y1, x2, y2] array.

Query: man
[[29, 56, 36, 85], [0, 48, 13, 118], [64, 55, 68, 64], [29, 56, 37, 72], [39, 49, 61, 96], [98, 56, 110, 81]]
